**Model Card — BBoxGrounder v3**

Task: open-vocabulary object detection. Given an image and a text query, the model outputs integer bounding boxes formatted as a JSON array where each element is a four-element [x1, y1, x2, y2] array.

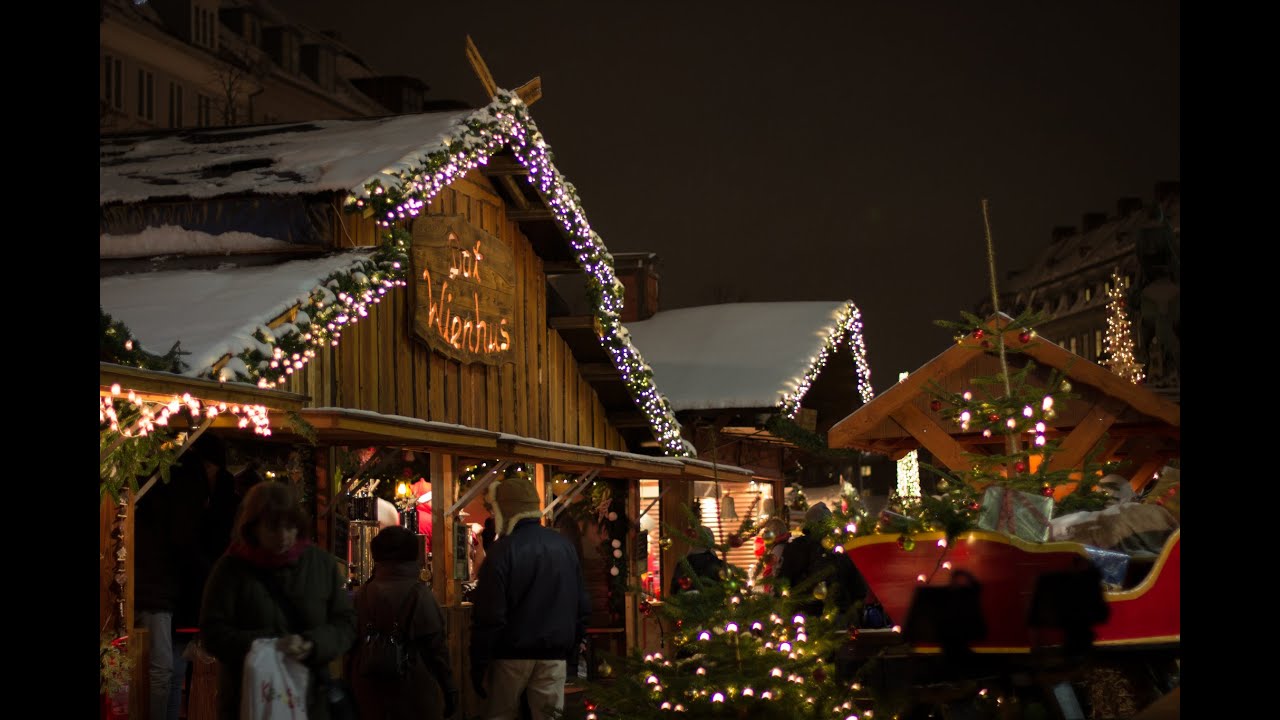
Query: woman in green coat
[[200, 481, 357, 719]]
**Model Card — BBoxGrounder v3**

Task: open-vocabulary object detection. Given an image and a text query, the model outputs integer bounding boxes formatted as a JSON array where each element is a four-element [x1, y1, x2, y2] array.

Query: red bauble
[[1018, 331, 1032, 343], [812, 668, 827, 682], [639, 600, 652, 616], [988, 413, 1000, 422], [1041, 485, 1054, 497], [677, 576, 693, 590], [728, 533, 744, 548], [1014, 461, 1027, 473], [973, 329, 985, 339], [1155, 498, 1165, 506], [929, 399, 942, 412], [585, 701, 597, 711], [848, 627, 860, 640], [969, 502, 981, 511]]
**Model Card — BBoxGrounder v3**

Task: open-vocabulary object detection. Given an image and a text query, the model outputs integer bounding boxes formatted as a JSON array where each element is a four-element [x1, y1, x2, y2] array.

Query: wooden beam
[[828, 346, 984, 449], [496, 174, 530, 210], [1045, 396, 1124, 473], [446, 460, 511, 516], [542, 261, 584, 275], [506, 207, 556, 223], [580, 363, 623, 383], [543, 469, 598, 519], [606, 411, 652, 429], [431, 452, 460, 605], [515, 76, 542, 106], [464, 35, 497, 99], [548, 315, 595, 331], [888, 402, 974, 475], [478, 155, 530, 177]]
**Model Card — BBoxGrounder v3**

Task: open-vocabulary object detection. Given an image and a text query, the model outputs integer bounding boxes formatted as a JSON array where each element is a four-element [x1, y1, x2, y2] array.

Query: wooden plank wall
[[286, 172, 626, 452]]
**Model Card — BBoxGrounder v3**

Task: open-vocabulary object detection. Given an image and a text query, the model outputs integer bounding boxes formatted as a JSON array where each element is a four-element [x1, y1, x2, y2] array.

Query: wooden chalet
[[826, 313, 1180, 494], [99, 87, 761, 716]]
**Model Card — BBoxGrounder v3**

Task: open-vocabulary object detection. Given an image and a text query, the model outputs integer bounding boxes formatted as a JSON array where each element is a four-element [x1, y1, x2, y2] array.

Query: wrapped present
[[977, 485, 1053, 543], [1082, 544, 1131, 587]]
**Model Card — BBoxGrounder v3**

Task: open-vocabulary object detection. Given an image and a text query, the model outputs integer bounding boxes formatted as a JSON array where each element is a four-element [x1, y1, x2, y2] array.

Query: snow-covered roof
[[100, 110, 474, 204], [100, 225, 304, 258], [624, 301, 853, 411], [99, 251, 373, 377]]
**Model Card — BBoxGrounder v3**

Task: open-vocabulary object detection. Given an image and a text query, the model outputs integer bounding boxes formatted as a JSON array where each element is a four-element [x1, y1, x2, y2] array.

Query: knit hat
[[488, 474, 542, 535], [804, 501, 832, 525], [370, 525, 420, 563], [1098, 474, 1135, 504]]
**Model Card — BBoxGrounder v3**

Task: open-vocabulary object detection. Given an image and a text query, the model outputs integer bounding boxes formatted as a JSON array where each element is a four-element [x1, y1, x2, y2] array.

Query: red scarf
[[228, 539, 311, 569]]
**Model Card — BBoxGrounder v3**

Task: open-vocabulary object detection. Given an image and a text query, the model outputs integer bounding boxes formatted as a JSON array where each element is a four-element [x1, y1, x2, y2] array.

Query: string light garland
[[778, 301, 874, 420], [100, 91, 690, 456], [894, 372, 922, 501], [1102, 271, 1145, 384], [347, 90, 691, 455]]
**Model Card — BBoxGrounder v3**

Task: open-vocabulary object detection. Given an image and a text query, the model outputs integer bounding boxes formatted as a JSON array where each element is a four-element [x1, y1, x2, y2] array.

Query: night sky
[[271, 0, 1180, 389]]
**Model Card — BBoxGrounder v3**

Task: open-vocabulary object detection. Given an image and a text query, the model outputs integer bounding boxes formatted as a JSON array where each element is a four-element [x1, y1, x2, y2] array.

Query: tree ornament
[[761, 528, 777, 542], [929, 399, 942, 412], [660, 536, 673, 550], [848, 627, 860, 640], [988, 413, 1000, 422], [812, 582, 828, 600], [1018, 330, 1032, 343], [639, 600, 652, 616], [820, 535, 836, 550], [1014, 461, 1027, 474], [973, 328, 985, 339], [1061, 380, 1072, 393], [597, 660, 613, 678], [1041, 484, 1054, 497], [897, 534, 915, 552], [677, 576, 693, 590], [728, 533, 744, 548]]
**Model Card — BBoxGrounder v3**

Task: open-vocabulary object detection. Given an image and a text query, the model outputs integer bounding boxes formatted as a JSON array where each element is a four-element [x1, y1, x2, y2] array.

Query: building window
[[136, 69, 155, 121], [1068, 336, 1078, 355], [1084, 287, 1092, 302], [197, 94, 212, 127], [168, 83, 184, 128], [1095, 329, 1104, 359], [103, 55, 123, 110]]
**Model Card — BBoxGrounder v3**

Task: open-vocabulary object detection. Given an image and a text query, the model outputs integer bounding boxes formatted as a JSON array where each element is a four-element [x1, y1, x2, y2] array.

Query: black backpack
[[355, 584, 420, 679]]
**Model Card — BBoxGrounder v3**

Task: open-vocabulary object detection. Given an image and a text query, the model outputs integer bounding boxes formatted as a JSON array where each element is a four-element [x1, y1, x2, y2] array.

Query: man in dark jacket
[[470, 474, 590, 720]]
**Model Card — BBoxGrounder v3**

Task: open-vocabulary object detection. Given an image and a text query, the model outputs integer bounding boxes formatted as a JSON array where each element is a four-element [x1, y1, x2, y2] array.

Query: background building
[[977, 181, 1180, 402], [100, 0, 462, 133]]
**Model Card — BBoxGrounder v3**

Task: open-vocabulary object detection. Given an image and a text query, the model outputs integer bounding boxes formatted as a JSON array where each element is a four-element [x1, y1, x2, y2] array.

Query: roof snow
[[624, 301, 852, 411], [100, 225, 303, 258], [99, 110, 475, 204], [99, 251, 374, 376]]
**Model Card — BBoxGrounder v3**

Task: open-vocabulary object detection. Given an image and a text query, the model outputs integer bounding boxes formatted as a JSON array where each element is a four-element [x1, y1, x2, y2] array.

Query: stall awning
[[280, 407, 756, 482]]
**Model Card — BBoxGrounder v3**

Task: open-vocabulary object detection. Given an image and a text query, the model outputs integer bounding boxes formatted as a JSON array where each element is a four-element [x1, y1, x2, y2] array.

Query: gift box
[[1082, 545, 1131, 587], [977, 485, 1054, 543]]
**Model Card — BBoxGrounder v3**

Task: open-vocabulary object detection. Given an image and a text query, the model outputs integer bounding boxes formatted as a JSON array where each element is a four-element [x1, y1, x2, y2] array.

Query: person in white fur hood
[[468, 474, 590, 720]]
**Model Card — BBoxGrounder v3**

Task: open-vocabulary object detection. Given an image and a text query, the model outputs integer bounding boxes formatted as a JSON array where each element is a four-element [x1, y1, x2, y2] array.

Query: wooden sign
[[453, 520, 471, 580], [411, 215, 516, 365]]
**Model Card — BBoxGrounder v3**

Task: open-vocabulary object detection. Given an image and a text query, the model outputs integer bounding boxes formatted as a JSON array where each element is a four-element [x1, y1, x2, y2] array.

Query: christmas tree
[[1102, 272, 1145, 384], [576, 511, 875, 720]]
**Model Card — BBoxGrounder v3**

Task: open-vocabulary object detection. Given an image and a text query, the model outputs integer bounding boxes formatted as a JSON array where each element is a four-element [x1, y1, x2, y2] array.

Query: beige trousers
[[480, 659, 567, 720]]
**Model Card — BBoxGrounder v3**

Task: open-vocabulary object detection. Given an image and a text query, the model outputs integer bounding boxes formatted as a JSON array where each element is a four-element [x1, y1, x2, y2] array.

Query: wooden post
[[431, 452, 458, 605], [534, 463, 548, 523], [659, 479, 693, 600]]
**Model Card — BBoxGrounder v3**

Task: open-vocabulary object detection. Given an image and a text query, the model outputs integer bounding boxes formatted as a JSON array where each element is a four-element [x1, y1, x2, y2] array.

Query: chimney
[[1116, 197, 1143, 217], [1051, 226, 1077, 244], [1081, 213, 1108, 233], [1153, 181, 1180, 203]]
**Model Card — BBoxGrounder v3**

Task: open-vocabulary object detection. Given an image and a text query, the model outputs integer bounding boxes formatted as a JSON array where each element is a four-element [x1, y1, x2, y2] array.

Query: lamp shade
[[720, 494, 739, 521]]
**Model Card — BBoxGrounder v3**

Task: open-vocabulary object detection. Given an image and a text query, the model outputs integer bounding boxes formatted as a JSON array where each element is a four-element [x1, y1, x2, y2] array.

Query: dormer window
[[191, 2, 218, 51]]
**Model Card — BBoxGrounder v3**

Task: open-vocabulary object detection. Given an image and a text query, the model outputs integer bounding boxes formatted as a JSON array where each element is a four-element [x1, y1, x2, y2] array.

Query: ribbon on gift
[[996, 486, 1050, 533]]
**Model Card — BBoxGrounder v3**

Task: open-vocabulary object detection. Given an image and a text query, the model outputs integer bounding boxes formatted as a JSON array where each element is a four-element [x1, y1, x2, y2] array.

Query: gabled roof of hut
[[827, 313, 1179, 481]]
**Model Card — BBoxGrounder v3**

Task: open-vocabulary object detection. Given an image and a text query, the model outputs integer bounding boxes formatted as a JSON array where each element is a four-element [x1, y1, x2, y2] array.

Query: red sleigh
[[845, 528, 1180, 651]]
